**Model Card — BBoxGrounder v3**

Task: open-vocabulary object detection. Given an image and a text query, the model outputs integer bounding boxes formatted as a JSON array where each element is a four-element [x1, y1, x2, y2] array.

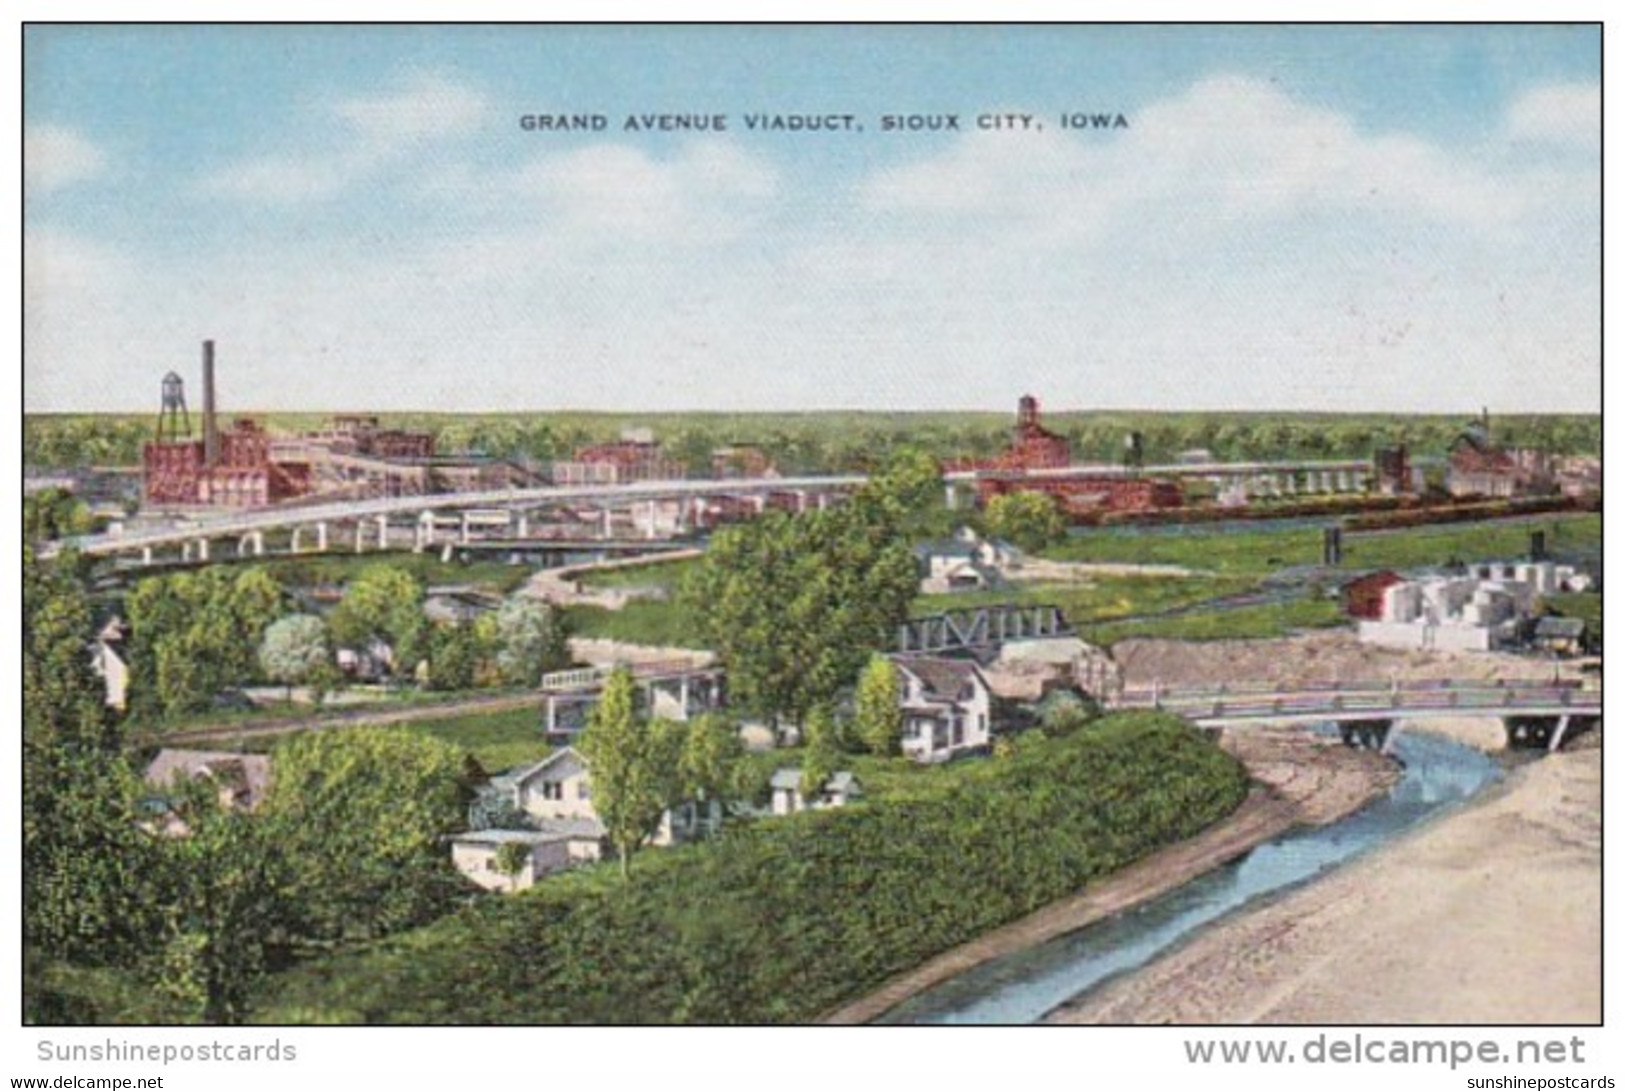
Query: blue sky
[[22, 24, 1601, 414]]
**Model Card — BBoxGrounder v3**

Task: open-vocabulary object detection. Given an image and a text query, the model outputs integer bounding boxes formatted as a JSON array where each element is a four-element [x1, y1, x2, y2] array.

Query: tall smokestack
[[203, 339, 219, 468]]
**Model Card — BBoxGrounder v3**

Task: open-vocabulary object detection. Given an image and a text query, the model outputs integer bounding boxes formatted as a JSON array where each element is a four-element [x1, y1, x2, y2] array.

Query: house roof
[[1534, 617, 1587, 638], [509, 746, 585, 788], [770, 768, 860, 794], [913, 540, 978, 560], [1341, 569, 1405, 591], [454, 817, 606, 846], [892, 655, 987, 701], [144, 749, 273, 808]]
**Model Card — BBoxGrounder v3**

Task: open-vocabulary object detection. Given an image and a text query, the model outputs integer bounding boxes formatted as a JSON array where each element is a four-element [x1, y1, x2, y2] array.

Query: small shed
[[1531, 616, 1587, 657], [770, 769, 862, 816], [1341, 570, 1406, 621]]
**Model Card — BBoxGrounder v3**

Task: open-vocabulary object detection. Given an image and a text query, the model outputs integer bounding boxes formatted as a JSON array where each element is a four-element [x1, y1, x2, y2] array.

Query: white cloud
[[1505, 82, 1600, 147], [24, 228, 129, 294], [196, 72, 489, 202], [863, 75, 1529, 238], [195, 154, 360, 202], [335, 72, 487, 151], [510, 140, 777, 242], [24, 125, 107, 193]]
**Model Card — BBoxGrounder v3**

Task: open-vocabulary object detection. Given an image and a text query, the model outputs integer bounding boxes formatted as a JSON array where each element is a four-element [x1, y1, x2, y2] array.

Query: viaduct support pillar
[[316, 522, 328, 552], [1549, 715, 1573, 753]]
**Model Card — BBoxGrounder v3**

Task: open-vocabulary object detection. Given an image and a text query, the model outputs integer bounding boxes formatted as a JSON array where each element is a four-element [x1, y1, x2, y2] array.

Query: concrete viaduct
[[48, 475, 868, 564], [57, 457, 1381, 565]]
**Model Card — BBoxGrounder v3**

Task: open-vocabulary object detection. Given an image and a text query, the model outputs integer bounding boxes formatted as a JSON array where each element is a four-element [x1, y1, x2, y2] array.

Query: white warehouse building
[[1356, 560, 1581, 652]]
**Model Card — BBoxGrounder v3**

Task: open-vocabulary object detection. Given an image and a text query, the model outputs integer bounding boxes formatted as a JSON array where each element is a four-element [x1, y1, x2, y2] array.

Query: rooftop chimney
[[202, 340, 219, 468]]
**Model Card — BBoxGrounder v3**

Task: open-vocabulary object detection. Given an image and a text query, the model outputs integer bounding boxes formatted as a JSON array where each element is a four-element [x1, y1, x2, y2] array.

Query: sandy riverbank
[[1113, 630, 1580, 689], [823, 726, 1398, 1024], [1047, 722, 1601, 1025]]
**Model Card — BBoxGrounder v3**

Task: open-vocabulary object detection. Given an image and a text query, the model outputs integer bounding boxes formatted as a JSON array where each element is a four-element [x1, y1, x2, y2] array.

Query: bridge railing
[[1114, 679, 1599, 719], [539, 658, 718, 692]]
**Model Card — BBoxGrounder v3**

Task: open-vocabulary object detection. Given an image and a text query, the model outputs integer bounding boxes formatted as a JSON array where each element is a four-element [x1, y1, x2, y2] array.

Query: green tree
[[984, 491, 1067, 553], [493, 598, 571, 686], [493, 841, 531, 893], [259, 614, 330, 700], [328, 564, 425, 680], [224, 567, 285, 681], [853, 655, 903, 756], [23, 488, 91, 542], [426, 621, 481, 691], [24, 548, 163, 973], [153, 783, 286, 1024], [680, 454, 919, 730], [1038, 689, 1101, 738], [679, 712, 743, 808], [262, 727, 471, 943], [799, 704, 841, 799], [577, 668, 680, 879], [125, 566, 287, 719]]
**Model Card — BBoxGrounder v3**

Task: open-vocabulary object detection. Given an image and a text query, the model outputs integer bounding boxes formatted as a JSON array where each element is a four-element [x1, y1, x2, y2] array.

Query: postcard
[[17, 18, 1604, 1088]]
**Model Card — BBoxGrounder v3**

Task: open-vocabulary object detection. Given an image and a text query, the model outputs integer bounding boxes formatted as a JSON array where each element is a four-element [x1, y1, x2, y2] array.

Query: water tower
[[156, 371, 192, 444]]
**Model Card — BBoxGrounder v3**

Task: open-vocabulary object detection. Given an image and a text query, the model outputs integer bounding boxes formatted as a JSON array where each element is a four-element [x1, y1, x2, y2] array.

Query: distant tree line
[[25, 411, 1601, 472]]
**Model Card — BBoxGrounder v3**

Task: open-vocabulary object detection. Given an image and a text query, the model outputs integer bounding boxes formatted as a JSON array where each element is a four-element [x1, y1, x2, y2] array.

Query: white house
[[90, 616, 129, 711], [509, 747, 719, 844], [1357, 560, 1580, 652], [449, 824, 605, 893], [769, 769, 862, 815], [454, 746, 721, 891], [890, 655, 995, 763], [912, 528, 1022, 594]]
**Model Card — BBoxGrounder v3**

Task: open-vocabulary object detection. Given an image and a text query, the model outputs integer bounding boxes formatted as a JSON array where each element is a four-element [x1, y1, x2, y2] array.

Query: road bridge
[[1113, 678, 1601, 752]]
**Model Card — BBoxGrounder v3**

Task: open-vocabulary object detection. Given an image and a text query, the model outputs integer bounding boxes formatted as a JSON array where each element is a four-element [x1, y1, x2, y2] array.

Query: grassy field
[[256, 551, 535, 594], [1342, 515, 1600, 570], [219, 704, 551, 773], [1046, 513, 1600, 577], [401, 706, 552, 772], [1079, 598, 1346, 644], [567, 600, 708, 649], [912, 574, 1257, 623], [575, 556, 699, 590]]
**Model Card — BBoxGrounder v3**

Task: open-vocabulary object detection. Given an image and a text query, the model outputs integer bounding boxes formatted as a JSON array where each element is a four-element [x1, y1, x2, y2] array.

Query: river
[[878, 729, 1503, 1025]]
